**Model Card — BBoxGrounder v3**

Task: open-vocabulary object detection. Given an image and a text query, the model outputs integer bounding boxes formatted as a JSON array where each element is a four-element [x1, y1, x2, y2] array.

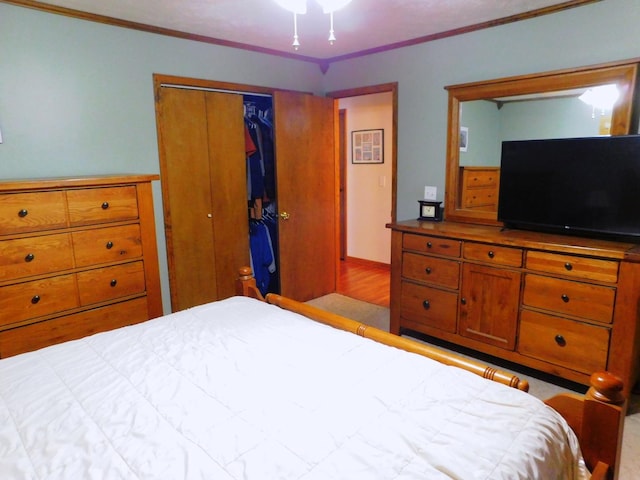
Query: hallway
[[337, 259, 390, 308]]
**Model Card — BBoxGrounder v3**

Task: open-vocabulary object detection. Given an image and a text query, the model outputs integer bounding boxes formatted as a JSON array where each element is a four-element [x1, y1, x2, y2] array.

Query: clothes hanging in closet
[[245, 98, 278, 295]]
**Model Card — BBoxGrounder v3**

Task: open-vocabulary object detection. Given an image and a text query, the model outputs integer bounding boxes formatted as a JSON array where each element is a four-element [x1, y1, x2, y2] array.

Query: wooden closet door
[[274, 91, 337, 301], [156, 88, 248, 311]]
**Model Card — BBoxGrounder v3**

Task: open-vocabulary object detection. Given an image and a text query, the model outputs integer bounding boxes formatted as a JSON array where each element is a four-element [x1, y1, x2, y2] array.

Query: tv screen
[[497, 135, 640, 241]]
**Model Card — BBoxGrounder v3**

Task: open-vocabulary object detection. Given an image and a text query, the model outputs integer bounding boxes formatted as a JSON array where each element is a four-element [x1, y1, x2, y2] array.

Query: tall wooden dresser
[[0, 175, 162, 357]]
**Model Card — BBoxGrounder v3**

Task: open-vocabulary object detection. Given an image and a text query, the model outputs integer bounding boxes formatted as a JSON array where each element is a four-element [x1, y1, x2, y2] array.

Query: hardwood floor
[[337, 258, 390, 308]]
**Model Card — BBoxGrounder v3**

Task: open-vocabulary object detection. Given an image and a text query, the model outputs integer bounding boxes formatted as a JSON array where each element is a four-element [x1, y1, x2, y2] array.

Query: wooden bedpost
[[545, 371, 626, 480], [235, 267, 265, 300]]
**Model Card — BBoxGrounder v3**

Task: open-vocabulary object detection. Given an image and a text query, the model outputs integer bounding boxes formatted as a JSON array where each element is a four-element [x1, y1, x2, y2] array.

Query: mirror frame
[[444, 59, 639, 226]]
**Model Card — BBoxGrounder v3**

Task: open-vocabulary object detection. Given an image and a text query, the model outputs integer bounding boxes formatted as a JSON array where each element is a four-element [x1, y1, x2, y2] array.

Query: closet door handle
[[279, 212, 290, 221]]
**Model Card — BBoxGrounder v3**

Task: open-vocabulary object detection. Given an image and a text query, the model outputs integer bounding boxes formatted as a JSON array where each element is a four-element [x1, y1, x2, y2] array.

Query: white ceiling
[[29, 0, 594, 60]]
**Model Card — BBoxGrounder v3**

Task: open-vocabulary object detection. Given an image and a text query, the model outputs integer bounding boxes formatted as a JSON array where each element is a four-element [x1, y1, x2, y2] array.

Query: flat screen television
[[497, 135, 640, 242]]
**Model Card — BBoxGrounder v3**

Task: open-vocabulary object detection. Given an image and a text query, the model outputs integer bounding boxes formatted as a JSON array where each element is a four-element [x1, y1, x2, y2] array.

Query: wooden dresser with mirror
[[389, 58, 640, 395]]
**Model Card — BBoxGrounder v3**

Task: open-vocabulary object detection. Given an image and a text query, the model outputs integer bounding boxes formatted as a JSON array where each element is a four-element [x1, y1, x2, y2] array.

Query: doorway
[[328, 83, 398, 306]]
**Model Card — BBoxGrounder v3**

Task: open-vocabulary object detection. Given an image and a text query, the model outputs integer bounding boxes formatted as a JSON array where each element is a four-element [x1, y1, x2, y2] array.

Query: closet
[[154, 75, 337, 311]]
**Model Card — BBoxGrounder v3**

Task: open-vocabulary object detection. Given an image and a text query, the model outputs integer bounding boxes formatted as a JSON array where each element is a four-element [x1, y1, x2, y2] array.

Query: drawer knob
[[561, 294, 570, 303], [461, 297, 467, 305], [24, 253, 35, 262], [422, 300, 430, 310], [425, 267, 432, 275], [102, 202, 110, 210], [106, 241, 114, 249], [555, 334, 567, 347], [18, 208, 28, 218], [487, 250, 495, 259], [564, 262, 573, 271], [426, 242, 433, 248], [31, 295, 41, 304], [110, 279, 118, 287]]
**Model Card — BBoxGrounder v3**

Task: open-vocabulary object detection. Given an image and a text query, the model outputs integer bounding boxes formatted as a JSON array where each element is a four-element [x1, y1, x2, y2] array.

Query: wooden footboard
[[235, 267, 627, 480]]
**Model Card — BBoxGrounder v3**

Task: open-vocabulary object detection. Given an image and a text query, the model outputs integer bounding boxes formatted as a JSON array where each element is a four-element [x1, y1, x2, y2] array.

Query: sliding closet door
[[274, 91, 337, 301], [156, 87, 248, 311]]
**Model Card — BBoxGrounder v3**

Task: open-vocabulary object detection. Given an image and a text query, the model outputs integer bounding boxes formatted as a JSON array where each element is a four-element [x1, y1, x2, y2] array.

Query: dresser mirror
[[444, 60, 638, 226]]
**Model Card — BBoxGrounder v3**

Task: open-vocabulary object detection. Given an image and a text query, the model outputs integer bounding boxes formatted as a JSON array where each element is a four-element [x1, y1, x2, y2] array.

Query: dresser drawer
[[462, 188, 498, 209], [526, 250, 618, 283], [72, 224, 142, 266], [0, 234, 74, 281], [0, 191, 68, 235], [77, 261, 146, 306], [400, 281, 458, 333], [0, 274, 79, 326], [461, 167, 499, 188], [518, 310, 609, 375], [463, 242, 523, 267], [523, 274, 615, 323], [0, 297, 149, 358], [402, 252, 460, 289], [67, 186, 139, 226], [403, 234, 461, 258]]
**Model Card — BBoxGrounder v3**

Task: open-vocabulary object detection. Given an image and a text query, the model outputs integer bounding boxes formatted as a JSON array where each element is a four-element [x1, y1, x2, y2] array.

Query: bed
[[0, 267, 626, 479]]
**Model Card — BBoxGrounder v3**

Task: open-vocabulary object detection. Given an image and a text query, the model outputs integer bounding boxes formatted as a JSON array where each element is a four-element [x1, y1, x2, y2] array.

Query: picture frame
[[352, 129, 384, 164], [460, 126, 469, 152]]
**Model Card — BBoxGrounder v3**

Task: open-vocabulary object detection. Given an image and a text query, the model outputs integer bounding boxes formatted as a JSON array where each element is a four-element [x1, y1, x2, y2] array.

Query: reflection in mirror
[[445, 60, 638, 226], [458, 85, 619, 168]]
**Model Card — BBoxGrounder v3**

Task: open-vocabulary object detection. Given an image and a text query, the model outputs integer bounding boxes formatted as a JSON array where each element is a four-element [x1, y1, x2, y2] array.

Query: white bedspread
[[1, 296, 588, 479]]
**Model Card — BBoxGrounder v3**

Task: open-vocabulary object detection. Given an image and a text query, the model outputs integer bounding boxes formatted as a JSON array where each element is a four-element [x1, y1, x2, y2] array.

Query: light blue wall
[[460, 96, 606, 167], [0, 3, 324, 313], [459, 100, 501, 167], [2, 0, 639, 312], [322, 0, 640, 221]]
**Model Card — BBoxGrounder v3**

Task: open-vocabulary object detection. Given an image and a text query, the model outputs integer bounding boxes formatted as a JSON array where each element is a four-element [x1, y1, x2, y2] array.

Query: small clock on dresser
[[418, 200, 443, 222]]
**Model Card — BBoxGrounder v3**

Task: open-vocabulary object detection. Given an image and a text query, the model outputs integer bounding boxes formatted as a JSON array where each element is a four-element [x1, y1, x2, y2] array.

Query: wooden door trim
[[339, 108, 347, 260], [326, 83, 398, 223]]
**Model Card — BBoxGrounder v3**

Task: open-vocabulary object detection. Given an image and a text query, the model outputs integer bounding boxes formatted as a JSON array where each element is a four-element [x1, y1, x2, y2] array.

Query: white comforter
[[1, 296, 588, 479]]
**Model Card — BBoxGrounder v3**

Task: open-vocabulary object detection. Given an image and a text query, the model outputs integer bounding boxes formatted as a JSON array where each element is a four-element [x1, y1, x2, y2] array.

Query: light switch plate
[[424, 186, 437, 200]]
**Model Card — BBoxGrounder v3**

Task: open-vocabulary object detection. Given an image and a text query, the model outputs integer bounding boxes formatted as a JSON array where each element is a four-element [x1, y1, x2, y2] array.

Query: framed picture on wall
[[352, 129, 384, 164], [460, 126, 469, 152]]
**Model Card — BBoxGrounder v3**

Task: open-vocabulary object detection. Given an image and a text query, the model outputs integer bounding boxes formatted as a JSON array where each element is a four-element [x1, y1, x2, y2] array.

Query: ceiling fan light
[[274, 0, 307, 14], [328, 11, 336, 44], [316, 0, 352, 14], [579, 84, 620, 110]]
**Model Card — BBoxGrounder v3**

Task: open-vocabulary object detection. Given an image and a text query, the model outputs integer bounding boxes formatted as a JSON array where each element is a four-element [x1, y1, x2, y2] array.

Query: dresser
[[0, 175, 162, 358], [459, 166, 500, 211], [389, 220, 640, 395]]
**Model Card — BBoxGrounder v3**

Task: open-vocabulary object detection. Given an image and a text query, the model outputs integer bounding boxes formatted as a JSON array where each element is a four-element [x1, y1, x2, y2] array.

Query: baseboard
[[344, 256, 391, 270]]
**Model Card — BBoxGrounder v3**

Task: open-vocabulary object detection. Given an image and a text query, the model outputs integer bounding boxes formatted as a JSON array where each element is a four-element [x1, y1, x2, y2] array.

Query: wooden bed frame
[[236, 266, 627, 480]]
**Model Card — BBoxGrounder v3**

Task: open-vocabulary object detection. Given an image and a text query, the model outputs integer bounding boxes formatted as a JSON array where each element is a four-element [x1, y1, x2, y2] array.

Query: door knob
[[279, 211, 290, 220]]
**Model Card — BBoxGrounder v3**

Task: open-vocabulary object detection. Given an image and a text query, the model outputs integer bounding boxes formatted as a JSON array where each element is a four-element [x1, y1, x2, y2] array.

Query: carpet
[[306, 293, 390, 332]]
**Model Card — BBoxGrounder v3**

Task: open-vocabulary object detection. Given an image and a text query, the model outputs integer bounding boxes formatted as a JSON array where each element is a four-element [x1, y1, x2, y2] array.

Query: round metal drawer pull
[[18, 209, 28, 218], [106, 241, 114, 249], [101, 202, 109, 210], [422, 300, 430, 310], [31, 295, 41, 304], [426, 242, 433, 248], [487, 251, 495, 258], [561, 294, 570, 303], [25, 253, 35, 262], [555, 334, 567, 346], [564, 262, 573, 271], [461, 297, 467, 305], [110, 279, 118, 287], [425, 267, 432, 274]]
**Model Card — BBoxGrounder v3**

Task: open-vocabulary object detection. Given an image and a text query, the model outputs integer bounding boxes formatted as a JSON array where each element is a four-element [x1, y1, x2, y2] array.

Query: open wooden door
[[274, 91, 337, 301]]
